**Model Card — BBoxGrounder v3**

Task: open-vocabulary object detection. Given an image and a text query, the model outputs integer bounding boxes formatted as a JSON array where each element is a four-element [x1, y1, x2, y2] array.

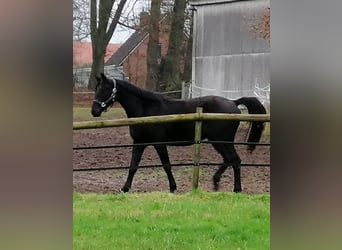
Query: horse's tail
[[234, 97, 267, 152]]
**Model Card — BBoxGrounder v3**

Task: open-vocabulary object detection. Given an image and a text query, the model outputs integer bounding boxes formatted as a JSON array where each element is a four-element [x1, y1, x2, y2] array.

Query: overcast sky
[[111, 0, 146, 43], [110, 25, 135, 44]]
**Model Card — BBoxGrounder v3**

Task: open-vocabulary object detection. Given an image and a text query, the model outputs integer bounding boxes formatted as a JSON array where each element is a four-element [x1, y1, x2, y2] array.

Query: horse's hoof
[[170, 185, 177, 193], [120, 187, 129, 193], [213, 182, 219, 191], [213, 177, 220, 191], [233, 188, 242, 193]]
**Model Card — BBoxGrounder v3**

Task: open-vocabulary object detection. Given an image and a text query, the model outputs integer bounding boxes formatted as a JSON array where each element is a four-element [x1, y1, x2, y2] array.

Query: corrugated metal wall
[[191, 0, 270, 105]]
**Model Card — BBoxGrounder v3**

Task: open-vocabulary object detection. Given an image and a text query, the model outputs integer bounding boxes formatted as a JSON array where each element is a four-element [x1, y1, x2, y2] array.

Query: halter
[[93, 78, 117, 112]]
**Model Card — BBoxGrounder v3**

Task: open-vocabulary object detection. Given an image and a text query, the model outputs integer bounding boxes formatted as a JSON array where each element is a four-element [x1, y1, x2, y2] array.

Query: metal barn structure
[[190, 0, 270, 105]]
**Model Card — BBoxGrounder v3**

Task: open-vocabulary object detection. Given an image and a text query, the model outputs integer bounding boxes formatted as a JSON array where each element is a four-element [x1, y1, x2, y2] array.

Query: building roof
[[105, 29, 148, 66], [105, 14, 171, 67], [190, 0, 246, 6], [73, 41, 121, 67]]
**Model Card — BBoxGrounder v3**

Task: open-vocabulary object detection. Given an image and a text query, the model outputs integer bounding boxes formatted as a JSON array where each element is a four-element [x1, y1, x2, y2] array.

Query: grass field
[[73, 107, 127, 122], [74, 191, 269, 250]]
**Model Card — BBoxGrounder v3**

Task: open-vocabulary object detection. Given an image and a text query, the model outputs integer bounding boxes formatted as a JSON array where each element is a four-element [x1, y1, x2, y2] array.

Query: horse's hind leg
[[121, 144, 146, 192], [154, 145, 177, 193], [212, 143, 242, 192]]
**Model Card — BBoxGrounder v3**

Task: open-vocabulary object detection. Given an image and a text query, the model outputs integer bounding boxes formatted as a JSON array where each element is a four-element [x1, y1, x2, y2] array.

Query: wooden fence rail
[[73, 110, 270, 190], [73, 113, 270, 130]]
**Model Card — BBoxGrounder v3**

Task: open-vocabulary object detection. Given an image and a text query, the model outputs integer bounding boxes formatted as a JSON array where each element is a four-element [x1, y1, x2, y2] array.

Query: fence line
[[73, 140, 270, 151], [73, 163, 270, 172], [73, 91, 94, 94], [73, 113, 270, 130], [73, 140, 195, 150], [73, 81, 191, 99], [73, 90, 181, 95], [73, 110, 270, 190]]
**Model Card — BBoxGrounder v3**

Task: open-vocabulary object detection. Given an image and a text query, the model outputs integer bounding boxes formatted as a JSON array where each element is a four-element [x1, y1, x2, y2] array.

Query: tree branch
[[98, 0, 115, 38], [105, 0, 128, 44], [90, 0, 97, 41], [117, 20, 139, 31]]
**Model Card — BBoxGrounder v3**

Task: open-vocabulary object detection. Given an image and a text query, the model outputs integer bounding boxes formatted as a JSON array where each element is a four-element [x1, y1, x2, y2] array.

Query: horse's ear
[[95, 75, 101, 81], [101, 73, 106, 79]]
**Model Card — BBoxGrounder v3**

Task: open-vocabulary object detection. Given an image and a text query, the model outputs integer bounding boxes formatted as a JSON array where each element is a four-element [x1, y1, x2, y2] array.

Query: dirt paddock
[[73, 125, 270, 195]]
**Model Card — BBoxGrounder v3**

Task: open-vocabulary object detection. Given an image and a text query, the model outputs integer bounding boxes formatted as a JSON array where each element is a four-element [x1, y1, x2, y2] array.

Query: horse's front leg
[[121, 144, 146, 192], [154, 145, 177, 193]]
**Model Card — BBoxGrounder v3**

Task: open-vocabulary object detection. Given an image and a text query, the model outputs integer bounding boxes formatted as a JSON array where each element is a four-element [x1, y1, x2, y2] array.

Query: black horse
[[91, 73, 266, 193]]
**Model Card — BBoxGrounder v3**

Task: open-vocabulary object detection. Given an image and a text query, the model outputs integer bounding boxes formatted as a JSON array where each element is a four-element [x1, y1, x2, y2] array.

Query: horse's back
[[130, 95, 241, 143], [198, 95, 240, 114], [165, 96, 241, 142], [196, 96, 241, 140]]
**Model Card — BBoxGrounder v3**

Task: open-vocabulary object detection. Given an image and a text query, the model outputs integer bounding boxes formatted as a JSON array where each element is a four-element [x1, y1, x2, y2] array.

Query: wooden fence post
[[192, 107, 203, 190]]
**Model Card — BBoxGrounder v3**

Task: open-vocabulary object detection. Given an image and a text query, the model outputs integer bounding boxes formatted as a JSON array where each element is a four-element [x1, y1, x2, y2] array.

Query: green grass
[[74, 191, 269, 250], [73, 107, 127, 122]]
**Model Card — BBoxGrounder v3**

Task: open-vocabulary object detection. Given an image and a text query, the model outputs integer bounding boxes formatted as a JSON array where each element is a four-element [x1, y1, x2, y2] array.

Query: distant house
[[106, 14, 186, 89], [73, 41, 123, 88], [73, 41, 121, 67]]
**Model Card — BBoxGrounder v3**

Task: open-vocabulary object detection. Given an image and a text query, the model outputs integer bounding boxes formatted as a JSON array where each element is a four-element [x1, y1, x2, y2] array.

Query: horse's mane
[[116, 79, 172, 102]]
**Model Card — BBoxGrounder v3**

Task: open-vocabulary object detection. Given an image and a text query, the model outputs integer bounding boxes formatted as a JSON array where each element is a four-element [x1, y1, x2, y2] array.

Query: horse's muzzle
[[91, 108, 101, 117]]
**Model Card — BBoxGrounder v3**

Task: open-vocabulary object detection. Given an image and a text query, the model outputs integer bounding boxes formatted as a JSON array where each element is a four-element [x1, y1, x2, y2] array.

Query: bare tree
[[159, 0, 187, 93], [146, 0, 161, 91], [73, 0, 91, 41], [246, 0, 270, 43], [250, 6, 270, 43], [88, 0, 128, 90]]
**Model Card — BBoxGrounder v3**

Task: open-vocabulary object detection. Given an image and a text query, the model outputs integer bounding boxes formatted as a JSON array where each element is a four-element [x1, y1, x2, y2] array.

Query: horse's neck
[[117, 83, 144, 118]]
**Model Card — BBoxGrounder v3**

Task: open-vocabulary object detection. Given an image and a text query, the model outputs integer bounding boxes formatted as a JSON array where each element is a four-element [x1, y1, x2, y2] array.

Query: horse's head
[[91, 73, 117, 117]]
